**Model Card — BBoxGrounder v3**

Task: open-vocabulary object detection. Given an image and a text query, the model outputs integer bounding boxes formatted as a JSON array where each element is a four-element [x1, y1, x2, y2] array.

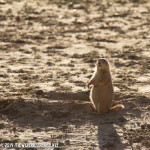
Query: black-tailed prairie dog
[[88, 58, 124, 114]]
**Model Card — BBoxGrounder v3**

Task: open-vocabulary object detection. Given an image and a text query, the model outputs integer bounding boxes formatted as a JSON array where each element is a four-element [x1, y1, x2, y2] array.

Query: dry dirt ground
[[0, 0, 150, 149]]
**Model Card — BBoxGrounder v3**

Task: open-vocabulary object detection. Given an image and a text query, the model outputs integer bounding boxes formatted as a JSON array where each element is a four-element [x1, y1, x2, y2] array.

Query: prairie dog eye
[[97, 60, 102, 66], [102, 59, 105, 62], [101, 58, 108, 64], [98, 59, 105, 64]]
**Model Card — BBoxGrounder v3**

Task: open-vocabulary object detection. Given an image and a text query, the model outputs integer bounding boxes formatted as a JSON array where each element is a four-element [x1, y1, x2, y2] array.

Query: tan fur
[[88, 58, 124, 114], [109, 104, 125, 112]]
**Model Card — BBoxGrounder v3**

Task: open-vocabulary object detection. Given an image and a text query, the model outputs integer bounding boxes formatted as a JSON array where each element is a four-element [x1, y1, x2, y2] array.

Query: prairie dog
[[88, 58, 124, 114]]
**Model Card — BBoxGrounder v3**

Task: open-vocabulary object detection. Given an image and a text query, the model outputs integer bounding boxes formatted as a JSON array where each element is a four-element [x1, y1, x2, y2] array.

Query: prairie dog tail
[[109, 104, 125, 112]]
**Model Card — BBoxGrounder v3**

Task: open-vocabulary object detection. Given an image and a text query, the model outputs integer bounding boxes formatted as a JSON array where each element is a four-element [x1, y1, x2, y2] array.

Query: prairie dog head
[[96, 58, 110, 70]]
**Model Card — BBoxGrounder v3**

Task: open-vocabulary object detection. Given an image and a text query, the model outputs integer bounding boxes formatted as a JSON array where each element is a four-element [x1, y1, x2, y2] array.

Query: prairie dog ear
[[95, 60, 98, 67], [96, 60, 98, 65]]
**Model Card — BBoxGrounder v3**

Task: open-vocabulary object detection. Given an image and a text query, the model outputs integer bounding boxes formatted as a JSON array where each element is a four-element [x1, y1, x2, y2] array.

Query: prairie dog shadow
[[0, 91, 143, 149]]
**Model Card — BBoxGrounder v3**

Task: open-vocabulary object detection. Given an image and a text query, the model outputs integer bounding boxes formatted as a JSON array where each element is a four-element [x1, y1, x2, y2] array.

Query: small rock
[[141, 124, 146, 130], [19, 129, 24, 132], [58, 142, 64, 146], [102, 143, 115, 148], [65, 140, 70, 145], [33, 136, 37, 140], [0, 1, 5, 4], [12, 127, 16, 132], [54, 148, 61, 150], [47, 62, 53, 66], [0, 123, 4, 129], [32, 128, 42, 132], [43, 139, 49, 142], [91, 143, 96, 147], [36, 90, 44, 95], [119, 117, 126, 122]]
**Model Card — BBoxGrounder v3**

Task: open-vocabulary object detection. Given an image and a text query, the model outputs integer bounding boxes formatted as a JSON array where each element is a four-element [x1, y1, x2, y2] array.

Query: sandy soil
[[0, 0, 150, 149]]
